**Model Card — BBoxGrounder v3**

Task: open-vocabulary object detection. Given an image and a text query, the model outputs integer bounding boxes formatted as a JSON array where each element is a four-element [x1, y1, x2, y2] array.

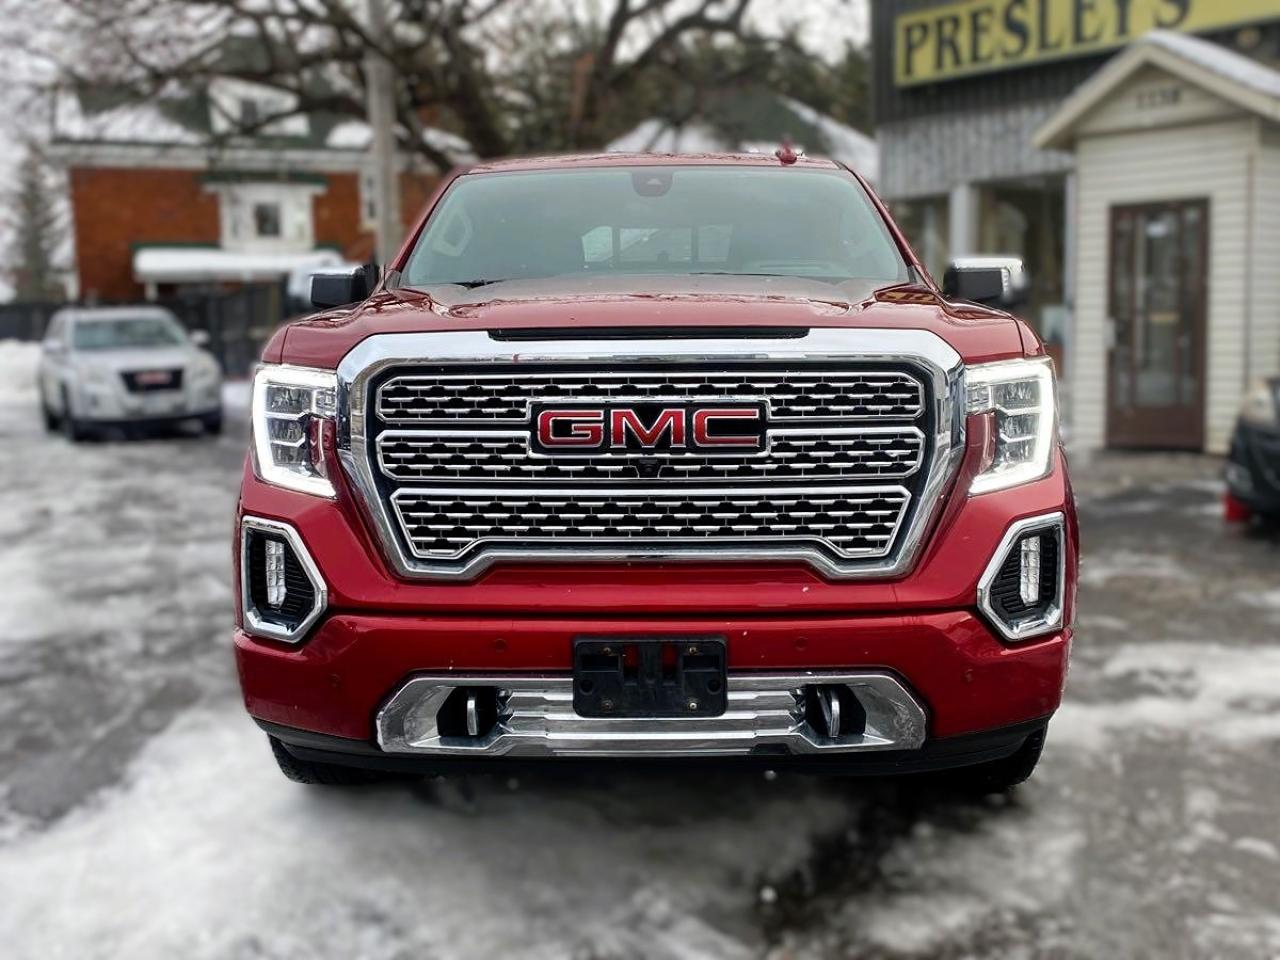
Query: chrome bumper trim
[[376, 671, 928, 757]]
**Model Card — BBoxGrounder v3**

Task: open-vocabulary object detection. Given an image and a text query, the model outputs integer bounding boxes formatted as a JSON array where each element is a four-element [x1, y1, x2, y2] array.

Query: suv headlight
[[1240, 378, 1278, 426], [251, 364, 338, 498], [80, 363, 112, 387], [190, 354, 221, 385], [966, 357, 1057, 495]]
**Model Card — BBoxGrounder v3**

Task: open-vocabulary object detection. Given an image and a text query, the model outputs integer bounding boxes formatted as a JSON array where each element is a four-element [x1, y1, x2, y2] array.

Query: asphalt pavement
[[0, 341, 1277, 959]]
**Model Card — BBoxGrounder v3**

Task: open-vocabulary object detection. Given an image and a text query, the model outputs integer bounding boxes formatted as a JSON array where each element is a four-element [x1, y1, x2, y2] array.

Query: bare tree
[[35, 0, 765, 170]]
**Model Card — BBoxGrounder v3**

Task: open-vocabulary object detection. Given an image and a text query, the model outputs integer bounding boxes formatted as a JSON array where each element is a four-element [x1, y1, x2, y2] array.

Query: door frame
[[1105, 198, 1209, 450]]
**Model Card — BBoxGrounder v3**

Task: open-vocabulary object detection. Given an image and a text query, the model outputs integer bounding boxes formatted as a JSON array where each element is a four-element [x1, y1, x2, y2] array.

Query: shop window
[[892, 197, 950, 282], [977, 179, 1066, 347]]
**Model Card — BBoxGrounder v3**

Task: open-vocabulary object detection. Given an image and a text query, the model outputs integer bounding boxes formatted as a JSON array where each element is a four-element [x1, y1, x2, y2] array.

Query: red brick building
[[48, 82, 451, 303]]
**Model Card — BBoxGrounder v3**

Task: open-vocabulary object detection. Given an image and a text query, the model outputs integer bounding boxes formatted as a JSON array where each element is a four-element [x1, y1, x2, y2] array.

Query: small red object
[[1224, 491, 1252, 523], [775, 137, 798, 165]]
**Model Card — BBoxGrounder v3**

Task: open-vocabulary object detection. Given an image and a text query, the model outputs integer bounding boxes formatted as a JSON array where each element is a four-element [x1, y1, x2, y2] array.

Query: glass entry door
[[1106, 200, 1208, 449]]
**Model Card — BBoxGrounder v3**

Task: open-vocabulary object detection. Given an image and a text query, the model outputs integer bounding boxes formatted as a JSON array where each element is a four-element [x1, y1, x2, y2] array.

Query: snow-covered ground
[[0, 339, 1278, 959]]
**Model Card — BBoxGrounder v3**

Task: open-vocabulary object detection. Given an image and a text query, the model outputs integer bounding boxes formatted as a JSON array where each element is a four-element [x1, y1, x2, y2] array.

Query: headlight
[[191, 355, 221, 384], [966, 357, 1056, 495], [80, 364, 112, 387], [1240, 378, 1278, 426], [251, 364, 338, 498]]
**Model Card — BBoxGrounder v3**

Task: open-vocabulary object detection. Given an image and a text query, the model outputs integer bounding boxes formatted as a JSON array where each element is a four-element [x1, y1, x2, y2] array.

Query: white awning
[[133, 247, 346, 285]]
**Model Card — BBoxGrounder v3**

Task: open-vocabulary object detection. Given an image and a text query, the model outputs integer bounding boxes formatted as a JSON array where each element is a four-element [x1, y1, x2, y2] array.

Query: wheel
[[268, 736, 385, 786], [41, 399, 59, 432], [60, 389, 91, 443], [951, 728, 1046, 794], [201, 411, 224, 436]]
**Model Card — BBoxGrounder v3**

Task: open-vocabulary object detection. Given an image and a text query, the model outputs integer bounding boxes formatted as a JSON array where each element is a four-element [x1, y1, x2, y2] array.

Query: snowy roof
[[133, 247, 346, 285], [605, 92, 879, 181], [1143, 31, 1280, 100], [52, 84, 476, 162], [1036, 30, 1280, 149], [53, 91, 205, 147], [324, 120, 475, 162]]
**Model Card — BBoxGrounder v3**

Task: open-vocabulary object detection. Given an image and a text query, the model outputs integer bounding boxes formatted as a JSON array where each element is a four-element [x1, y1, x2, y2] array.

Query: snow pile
[[0, 706, 848, 959], [1054, 642, 1280, 750], [0, 340, 40, 412]]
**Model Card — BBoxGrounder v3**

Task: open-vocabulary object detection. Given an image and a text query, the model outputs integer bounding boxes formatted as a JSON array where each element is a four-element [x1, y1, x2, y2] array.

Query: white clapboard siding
[[1253, 124, 1280, 390], [1072, 116, 1256, 453]]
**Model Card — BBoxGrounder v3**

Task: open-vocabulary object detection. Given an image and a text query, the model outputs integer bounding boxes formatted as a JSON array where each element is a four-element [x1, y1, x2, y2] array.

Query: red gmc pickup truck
[[234, 153, 1076, 791]]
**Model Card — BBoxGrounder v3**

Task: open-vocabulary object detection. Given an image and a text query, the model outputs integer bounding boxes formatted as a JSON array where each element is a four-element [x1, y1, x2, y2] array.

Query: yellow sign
[[894, 0, 1278, 87]]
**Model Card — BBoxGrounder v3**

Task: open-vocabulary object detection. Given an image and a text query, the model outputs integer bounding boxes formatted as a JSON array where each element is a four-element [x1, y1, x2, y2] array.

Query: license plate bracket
[[573, 636, 727, 718]]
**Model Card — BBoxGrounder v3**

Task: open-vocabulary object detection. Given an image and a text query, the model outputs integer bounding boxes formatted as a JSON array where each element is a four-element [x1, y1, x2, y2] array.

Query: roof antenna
[[775, 136, 798, 166]]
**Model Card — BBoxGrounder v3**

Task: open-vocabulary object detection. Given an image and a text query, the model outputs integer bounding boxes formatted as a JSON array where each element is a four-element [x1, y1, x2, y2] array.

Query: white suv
[[38, 306, 224, 441]]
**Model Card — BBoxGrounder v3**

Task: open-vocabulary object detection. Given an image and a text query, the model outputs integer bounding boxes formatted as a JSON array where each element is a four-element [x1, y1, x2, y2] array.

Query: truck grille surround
[[336, 331, 964, 581]]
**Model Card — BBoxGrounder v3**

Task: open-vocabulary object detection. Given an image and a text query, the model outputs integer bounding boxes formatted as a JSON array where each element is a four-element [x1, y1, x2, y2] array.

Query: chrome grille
[[338, 329, 962, 581], [376, 426, 925, 483], [390, 487, 912, 560], [377, 369, 924, 423]]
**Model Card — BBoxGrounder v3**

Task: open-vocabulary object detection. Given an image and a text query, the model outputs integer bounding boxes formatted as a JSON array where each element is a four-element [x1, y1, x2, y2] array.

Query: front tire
[[41, 399, 59, 432], [201, 411, 224, 436], [268, 736, 385, 786], [60, 389, 91, 443], [952, 728, 1046, 794]]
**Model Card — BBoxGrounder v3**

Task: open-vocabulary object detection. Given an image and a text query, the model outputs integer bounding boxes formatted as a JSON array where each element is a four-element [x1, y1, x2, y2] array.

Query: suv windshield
[[402, 166, 908, 288], [72, 317, 186, 351]]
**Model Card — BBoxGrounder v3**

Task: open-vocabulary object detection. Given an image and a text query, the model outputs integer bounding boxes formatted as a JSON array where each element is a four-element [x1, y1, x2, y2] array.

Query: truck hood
[[275, 276, 1030, 367]]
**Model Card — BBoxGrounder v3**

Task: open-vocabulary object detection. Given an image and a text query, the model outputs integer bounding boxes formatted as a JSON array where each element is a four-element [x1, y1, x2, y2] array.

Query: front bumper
[[1226, 418, 1280, 516], [74, 381, 221, 424], [234, 438, 1076, 762], [262, 714, 1051, 777], [234, 612, 1070, 748]]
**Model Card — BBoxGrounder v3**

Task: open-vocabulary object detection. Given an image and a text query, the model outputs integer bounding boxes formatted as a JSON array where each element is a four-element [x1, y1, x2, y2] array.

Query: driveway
[[0, 340, 1277, 959]]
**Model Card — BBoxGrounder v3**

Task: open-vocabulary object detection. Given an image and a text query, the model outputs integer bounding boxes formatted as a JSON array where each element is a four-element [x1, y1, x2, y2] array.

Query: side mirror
[[311, 264, 377, 310], [942, 256, 1029, 309], [189, 329, 211, 348], [43, 340, 65, 356]]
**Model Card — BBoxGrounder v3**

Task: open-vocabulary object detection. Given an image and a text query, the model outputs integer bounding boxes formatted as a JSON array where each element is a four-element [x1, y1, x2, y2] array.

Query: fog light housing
[[241, 517, 326, 643], [978, 512, 1065, 641]]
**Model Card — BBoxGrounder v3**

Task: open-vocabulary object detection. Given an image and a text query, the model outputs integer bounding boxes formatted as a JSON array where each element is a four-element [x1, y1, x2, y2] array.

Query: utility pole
[[365, 0, 401, 265]]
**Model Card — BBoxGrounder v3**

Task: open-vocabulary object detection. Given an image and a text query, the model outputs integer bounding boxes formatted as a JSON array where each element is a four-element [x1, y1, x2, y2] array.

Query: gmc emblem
[[532, 403, 766, 453]]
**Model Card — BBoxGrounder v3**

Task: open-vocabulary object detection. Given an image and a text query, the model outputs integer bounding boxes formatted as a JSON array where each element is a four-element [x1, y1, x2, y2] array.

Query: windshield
[[401, 166, 908, 289], [72, 317, 186, 351]]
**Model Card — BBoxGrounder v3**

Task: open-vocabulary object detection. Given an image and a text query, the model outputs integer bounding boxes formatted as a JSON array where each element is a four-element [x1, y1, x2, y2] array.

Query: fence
[[0, 283, 288, 378]]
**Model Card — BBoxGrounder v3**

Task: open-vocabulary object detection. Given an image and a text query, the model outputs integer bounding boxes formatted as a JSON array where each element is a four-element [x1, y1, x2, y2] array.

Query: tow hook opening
[[435, 687, 501, 739], [803, 684, 867, 739]]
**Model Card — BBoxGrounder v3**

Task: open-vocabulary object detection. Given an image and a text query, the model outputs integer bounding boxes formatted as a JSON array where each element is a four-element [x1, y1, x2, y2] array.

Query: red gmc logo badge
[[533, 404, 766, 453]]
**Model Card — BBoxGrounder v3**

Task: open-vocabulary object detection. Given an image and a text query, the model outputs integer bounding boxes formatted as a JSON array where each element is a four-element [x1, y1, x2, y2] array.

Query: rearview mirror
[[942, 256, 1029, 310], [311, 264, 377, 310]]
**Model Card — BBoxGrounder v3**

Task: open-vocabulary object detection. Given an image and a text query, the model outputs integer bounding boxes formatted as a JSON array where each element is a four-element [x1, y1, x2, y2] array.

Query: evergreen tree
[[5, 144, 66, 301]]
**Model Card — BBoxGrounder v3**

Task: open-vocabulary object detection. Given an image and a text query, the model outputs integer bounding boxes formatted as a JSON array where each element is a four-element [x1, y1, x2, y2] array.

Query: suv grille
[[361, 362, 934, 576], [377, 369, 923, 423], [376, 426, 924, 483], [391, 487, 912, 560]]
